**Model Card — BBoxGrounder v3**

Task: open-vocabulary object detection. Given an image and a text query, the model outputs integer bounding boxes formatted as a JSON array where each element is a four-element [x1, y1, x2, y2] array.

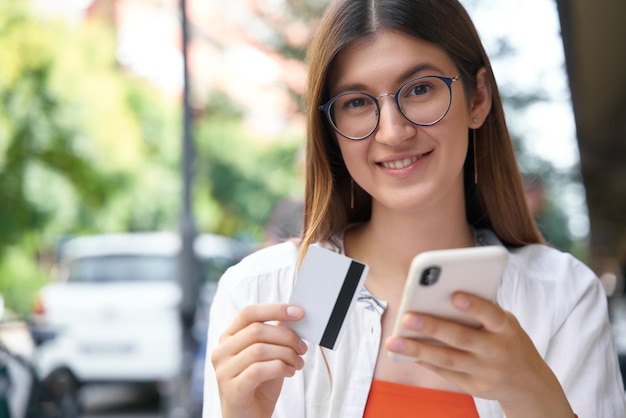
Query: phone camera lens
[[420, 266, 441, 286]]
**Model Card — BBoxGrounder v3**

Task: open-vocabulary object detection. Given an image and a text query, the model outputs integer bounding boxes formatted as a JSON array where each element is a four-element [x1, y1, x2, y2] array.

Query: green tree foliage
[[0, 2, 304, 315], [0, 1, 180, 315], [194, 91, 304, 241]]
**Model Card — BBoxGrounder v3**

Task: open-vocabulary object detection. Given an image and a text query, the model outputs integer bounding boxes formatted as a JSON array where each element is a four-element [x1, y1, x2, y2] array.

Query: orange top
[[363, 379, 479, 418]]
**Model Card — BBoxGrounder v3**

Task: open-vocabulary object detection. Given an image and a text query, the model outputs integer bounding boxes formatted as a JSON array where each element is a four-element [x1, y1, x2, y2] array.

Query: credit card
[[286, 245, 369, 349]]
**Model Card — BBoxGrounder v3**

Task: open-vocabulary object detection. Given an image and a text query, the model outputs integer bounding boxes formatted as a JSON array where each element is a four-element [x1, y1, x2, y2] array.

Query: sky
[[463, 0, 589, 239], [463, 0, 579, 171]]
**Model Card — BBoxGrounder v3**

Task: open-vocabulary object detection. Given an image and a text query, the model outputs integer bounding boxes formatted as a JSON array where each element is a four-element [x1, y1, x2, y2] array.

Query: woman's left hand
[[385, 292, 574, 418]]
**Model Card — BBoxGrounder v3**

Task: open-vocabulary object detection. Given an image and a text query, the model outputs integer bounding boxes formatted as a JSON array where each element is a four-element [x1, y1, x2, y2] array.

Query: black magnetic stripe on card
[[319, 260, 365, 349]]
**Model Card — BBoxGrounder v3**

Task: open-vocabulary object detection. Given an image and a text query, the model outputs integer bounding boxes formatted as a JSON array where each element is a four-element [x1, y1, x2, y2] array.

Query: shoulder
[[508, 244, 596, 282], [480, 229, 603, 318], [500, 243, 606, 332], [215, 240, 300, 302], [506, 243, 598, 291], [229, 240, 299, 277], [479, 229, 597, 287]]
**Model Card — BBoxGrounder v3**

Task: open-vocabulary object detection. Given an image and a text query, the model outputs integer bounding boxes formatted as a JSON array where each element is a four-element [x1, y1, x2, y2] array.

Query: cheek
[[440, 106, 471, 155], [337, 140, 369, 176], [447, 127, 469, 161]]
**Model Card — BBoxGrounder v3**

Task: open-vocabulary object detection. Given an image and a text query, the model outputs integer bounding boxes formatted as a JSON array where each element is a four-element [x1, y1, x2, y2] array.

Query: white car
[[30, 231, 251, 415]]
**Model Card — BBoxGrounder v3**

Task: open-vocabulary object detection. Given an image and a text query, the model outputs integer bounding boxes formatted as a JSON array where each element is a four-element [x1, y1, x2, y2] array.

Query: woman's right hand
[[210, 303, 307, 418]]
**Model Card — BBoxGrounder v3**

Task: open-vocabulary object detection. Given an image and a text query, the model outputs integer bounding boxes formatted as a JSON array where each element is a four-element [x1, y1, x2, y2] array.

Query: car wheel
[[43, 369, 81, 418]]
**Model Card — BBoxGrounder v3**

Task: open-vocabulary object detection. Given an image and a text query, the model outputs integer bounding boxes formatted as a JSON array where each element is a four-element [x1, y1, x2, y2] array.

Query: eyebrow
[[397, 64, 447, 84], [332, 63, 448, 95]]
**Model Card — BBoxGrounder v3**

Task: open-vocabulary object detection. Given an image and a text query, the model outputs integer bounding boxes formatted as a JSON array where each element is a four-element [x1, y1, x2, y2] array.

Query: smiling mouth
[[379, 153, 429, 169]]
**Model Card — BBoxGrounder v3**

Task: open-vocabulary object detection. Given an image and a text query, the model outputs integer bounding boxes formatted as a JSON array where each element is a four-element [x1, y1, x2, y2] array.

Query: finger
[[224, 303, 304, 337], [239, 342, 305, 371], [230, 358, 299, 394], [451, 292, 508, 333], [214, 321, 307, 370], [386, 332, 502, 396], [387, 332, 478, 374], [416, 360, 478, 392], [227, 321, 307, 356], [216, 342, 305, 382], [396, 311, 483, 353]]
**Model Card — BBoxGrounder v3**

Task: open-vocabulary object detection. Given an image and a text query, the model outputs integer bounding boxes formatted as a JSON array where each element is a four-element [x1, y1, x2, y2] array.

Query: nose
[[373, 95, 416, 145]]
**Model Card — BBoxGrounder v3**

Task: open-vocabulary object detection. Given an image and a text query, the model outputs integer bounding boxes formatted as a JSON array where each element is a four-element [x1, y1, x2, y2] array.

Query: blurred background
[[0, 0, 624, 417]]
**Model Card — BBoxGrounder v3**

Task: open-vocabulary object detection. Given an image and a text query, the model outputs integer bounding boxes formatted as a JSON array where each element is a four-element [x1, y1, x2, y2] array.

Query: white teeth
[[381, 156, 419, 169]]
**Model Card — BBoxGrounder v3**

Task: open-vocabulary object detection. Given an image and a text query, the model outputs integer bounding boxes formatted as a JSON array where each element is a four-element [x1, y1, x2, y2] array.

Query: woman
[[204, 0, 625, 417]]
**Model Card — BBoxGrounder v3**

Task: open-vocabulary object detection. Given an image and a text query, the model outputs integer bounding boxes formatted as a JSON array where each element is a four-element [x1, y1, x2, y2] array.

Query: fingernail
[[295, 356, 305, 370], [453, 295, 471, 309], [406, 315, 424, 330], [298, 339, 308, 354], [388, 338, 405, 352], [287, 305, 304, 318]]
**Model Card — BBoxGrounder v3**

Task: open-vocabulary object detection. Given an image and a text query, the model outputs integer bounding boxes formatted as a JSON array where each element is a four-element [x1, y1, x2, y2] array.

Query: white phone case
[[389, 246, 509, 362]]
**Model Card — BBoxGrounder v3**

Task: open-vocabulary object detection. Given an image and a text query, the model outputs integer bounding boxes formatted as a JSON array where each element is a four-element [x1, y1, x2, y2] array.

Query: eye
[[333, 93, 375, 112], [407, 82, 433, 97], [347, 97, 366, 108], [343, 95, 372, 109]]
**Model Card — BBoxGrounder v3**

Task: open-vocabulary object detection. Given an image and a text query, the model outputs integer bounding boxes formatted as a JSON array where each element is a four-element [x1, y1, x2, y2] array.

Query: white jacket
[[203, 230, 626, 417]]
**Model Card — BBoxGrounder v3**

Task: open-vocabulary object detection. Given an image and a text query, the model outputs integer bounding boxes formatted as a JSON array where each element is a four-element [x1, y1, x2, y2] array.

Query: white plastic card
[[286, 245, 369, 349]]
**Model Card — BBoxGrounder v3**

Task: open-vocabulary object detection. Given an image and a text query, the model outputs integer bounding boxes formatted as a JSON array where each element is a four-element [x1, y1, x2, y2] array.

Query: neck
[[345, 199, 474, 285]]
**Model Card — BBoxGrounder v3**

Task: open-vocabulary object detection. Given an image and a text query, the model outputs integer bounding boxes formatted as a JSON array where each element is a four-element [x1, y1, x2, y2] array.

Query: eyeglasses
[[320, 75, 460, 140]]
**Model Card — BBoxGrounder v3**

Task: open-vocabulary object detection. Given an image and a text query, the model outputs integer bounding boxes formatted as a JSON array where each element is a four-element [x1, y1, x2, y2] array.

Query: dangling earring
[[350, 178, 355, 209], [471, 118, 479, 185], [473, 128, 478, 185]]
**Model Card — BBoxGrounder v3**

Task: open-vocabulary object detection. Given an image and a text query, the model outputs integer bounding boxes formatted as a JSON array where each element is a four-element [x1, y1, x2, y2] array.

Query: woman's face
[[328, 30, 474, 216]]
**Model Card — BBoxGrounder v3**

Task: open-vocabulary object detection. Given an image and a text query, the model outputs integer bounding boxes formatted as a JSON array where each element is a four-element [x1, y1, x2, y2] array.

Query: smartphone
[[389, 246, 509, 362]]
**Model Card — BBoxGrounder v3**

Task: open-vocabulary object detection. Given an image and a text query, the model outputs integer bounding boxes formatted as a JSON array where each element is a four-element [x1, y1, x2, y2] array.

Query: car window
[[67, 255, 177, 283]]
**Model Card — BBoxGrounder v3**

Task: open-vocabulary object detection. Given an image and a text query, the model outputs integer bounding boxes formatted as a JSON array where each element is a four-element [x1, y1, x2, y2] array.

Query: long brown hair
[[300, 0, 543, 261]]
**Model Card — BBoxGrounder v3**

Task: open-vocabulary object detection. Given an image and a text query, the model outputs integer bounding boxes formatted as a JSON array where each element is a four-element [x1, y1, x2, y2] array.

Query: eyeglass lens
[[328, 76, 452, 140]]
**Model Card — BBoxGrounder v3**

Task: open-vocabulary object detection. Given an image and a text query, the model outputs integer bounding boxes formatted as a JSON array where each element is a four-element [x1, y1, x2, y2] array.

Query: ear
[[469, 67, 492, 128]]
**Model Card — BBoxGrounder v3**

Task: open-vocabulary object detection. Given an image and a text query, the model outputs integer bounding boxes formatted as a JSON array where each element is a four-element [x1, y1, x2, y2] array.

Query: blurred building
[[32, 0, 309, 140], [556, 0, 626, 275]]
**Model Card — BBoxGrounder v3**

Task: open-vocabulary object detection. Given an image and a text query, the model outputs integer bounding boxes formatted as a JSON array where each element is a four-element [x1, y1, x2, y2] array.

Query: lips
[[380, 156, 418, 169], [378, 152, 431, 169]]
